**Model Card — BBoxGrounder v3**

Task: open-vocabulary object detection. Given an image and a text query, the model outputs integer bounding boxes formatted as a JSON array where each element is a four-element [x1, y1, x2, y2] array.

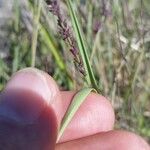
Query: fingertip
[[0, 67, 62, 149], [56, 130, 150, 150], [90, 92, 115, 128], [6, 67, 55, 104], [59, 91, 115, 142], [5, 67, 63, 124], [115, 131, 150, 150]]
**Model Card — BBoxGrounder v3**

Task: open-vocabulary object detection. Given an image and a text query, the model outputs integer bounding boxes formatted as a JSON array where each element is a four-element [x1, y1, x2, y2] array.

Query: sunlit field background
[[0, 0, 150, 143]]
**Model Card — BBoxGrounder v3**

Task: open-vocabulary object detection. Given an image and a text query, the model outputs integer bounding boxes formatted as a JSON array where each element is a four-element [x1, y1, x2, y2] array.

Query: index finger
[[58, 91, 115, 143]]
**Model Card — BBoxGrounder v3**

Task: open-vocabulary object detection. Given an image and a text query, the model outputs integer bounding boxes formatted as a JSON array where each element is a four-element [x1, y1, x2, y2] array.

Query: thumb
[[0, 68, 62, 150]]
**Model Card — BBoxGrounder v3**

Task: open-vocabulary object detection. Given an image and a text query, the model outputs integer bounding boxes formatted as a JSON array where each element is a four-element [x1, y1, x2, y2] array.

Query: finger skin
[[6, 68, 63, 125], [0, 68, 62, 150], [56, 130, 150, 150], [7, 68, 115, 144], [0, 90, 57, 150], [58, 91, 115, 143], [1, 68, 115, 148], [6, 68, 115, 144]]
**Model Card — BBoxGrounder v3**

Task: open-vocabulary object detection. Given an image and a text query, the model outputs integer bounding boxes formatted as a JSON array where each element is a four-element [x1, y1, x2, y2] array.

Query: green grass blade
[[14, 0, 19, 32], [29, 1, 66, 71], [39, 25, 65, 70], [57, 87, 96, 142], [66, 0, 100, 92], [12, 46, 19, 73], [31, 0, 42, 67]]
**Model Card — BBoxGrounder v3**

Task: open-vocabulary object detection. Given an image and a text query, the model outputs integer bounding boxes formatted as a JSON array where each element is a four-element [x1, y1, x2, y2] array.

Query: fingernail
[[6, 67, 52, 103], [5, 67, 62, 125]]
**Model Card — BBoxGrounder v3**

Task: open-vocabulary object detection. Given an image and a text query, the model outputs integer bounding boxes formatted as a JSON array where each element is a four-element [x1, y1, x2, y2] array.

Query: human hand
[[0, 68, 149, 150]]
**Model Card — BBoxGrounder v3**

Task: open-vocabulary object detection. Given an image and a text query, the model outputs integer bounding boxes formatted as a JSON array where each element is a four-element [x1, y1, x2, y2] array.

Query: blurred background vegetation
[[0, 0, 150, 143]]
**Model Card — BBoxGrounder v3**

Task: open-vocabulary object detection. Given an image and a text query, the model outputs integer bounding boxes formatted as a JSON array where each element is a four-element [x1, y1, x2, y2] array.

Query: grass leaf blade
[[66, 0, 100, 92], [31, 0, 42, 67], [57, 87, 96, 141]]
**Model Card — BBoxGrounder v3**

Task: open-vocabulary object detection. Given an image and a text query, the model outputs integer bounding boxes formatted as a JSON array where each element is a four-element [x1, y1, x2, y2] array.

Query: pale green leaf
[[57, 87, 96, 142]]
